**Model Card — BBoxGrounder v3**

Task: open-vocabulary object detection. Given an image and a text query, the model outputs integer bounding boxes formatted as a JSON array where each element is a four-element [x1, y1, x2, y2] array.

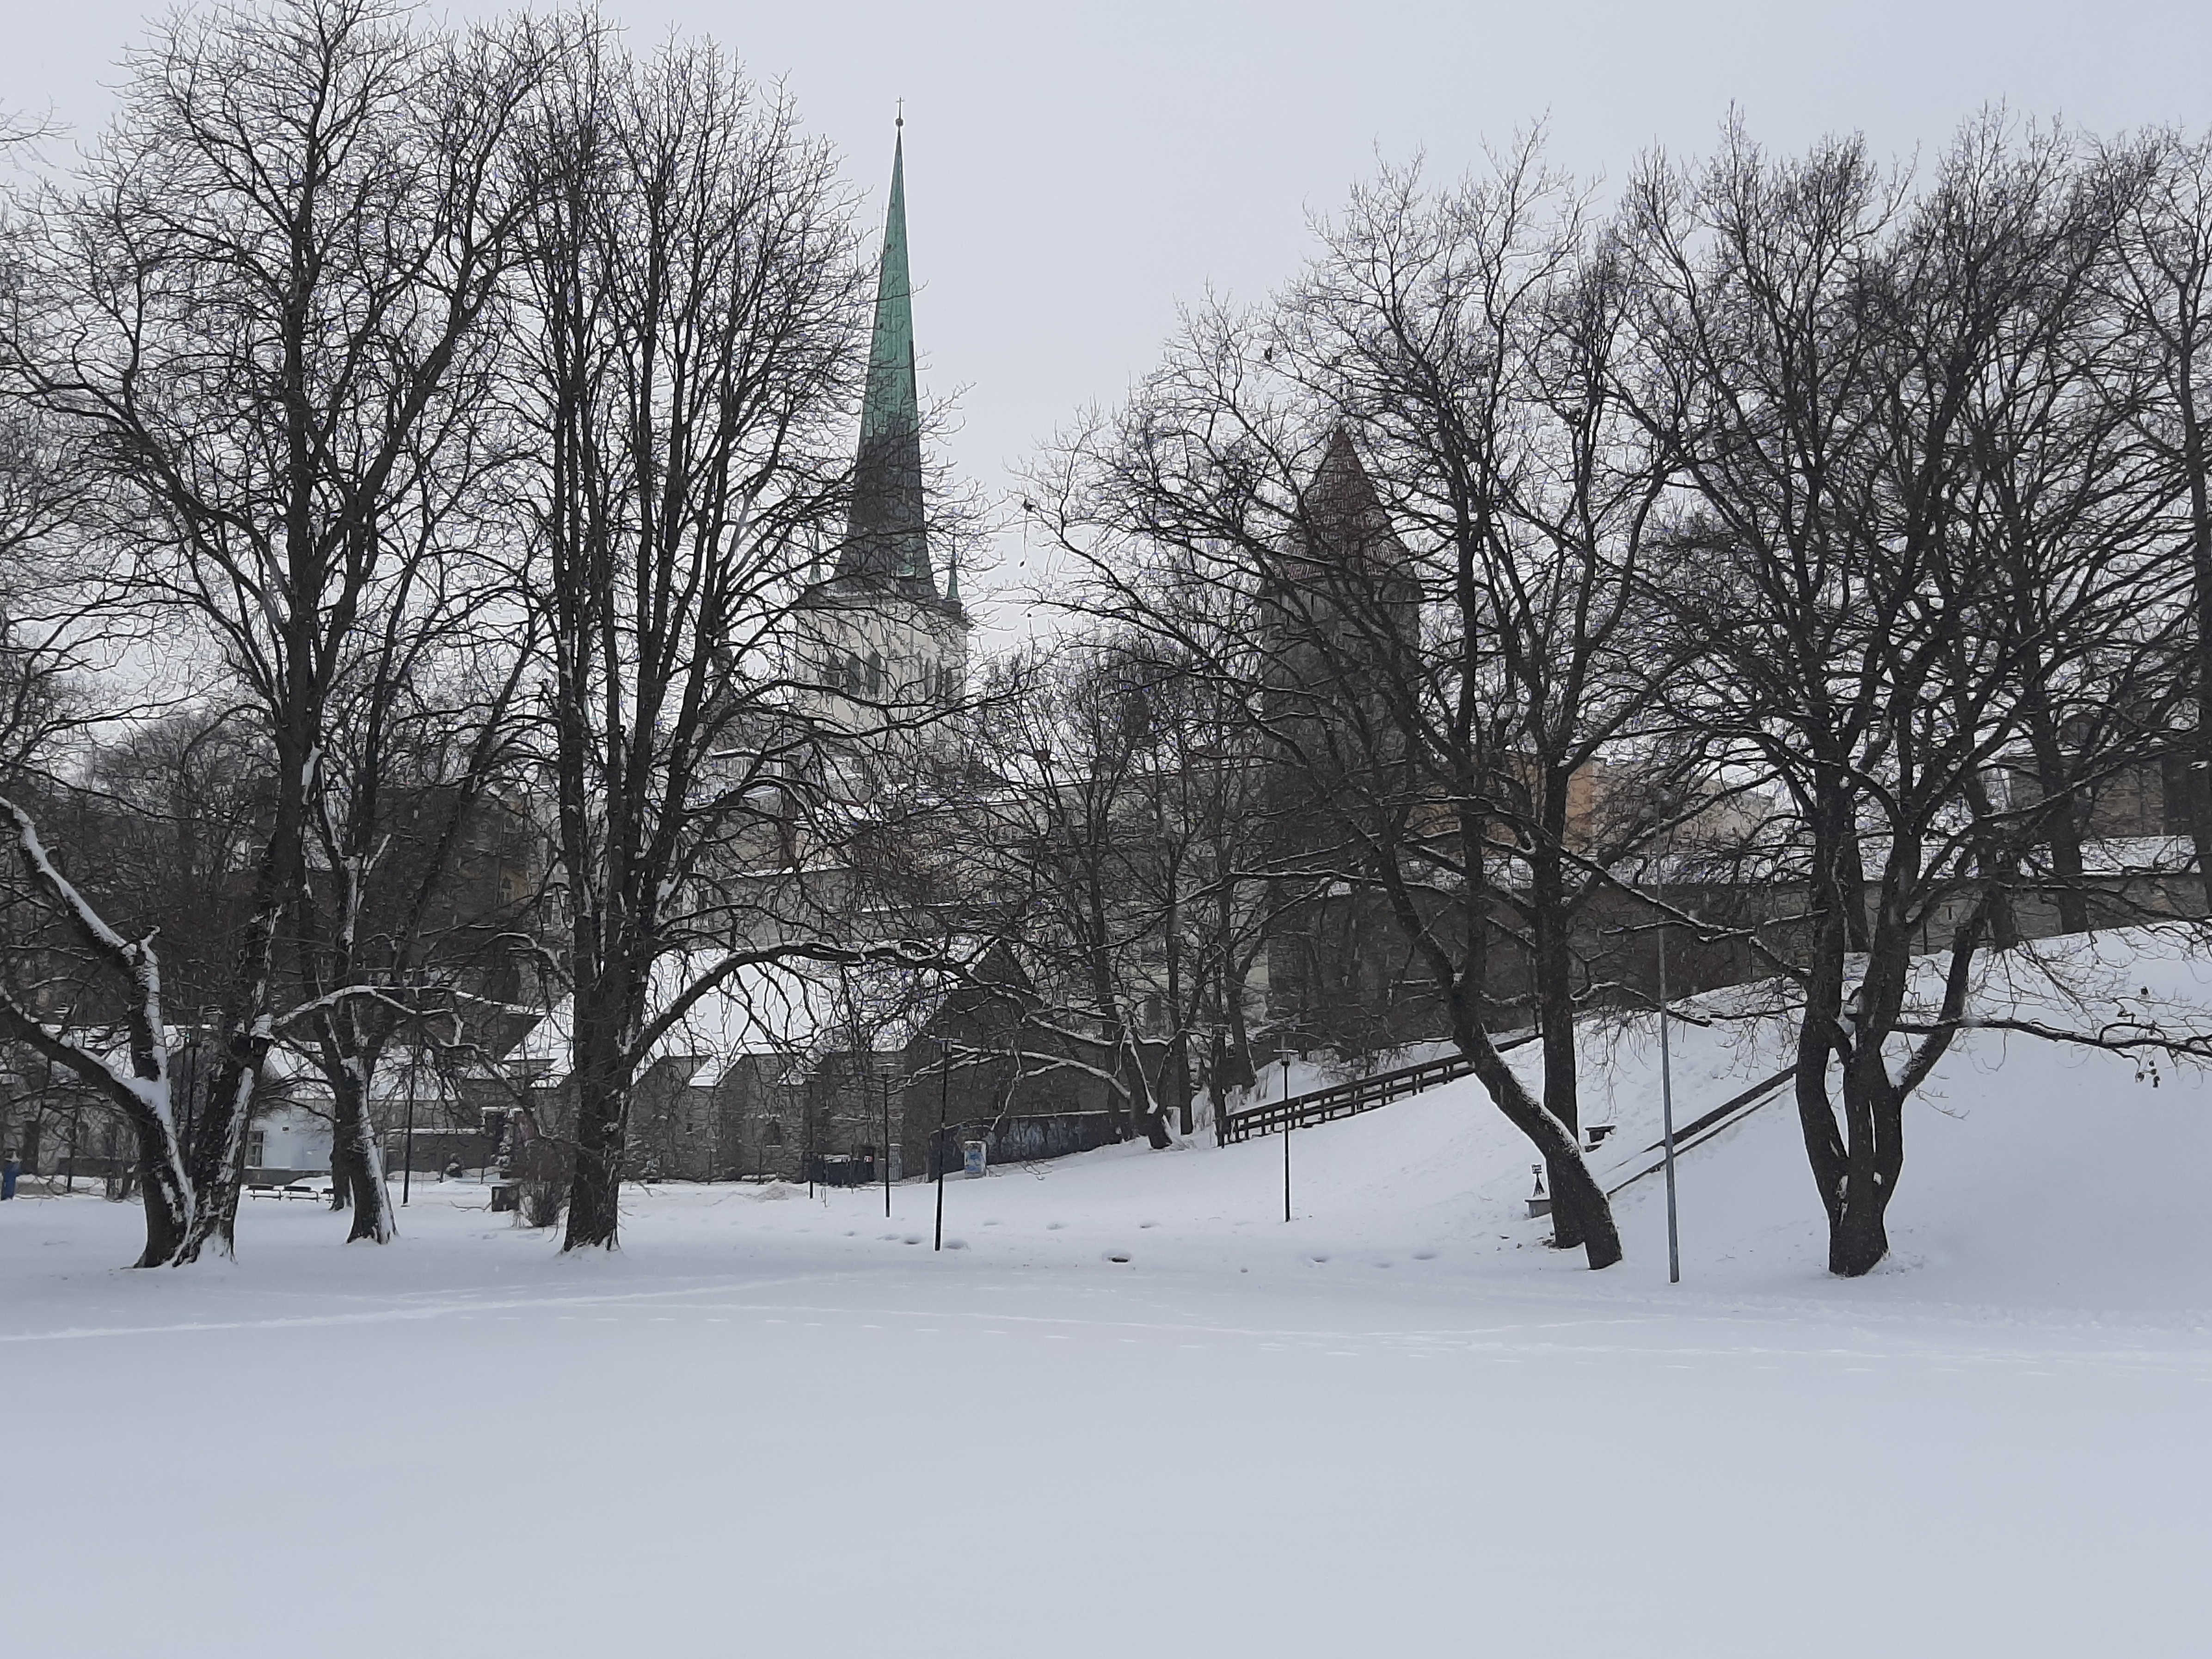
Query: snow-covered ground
[[6, 931, 2211, 1656]]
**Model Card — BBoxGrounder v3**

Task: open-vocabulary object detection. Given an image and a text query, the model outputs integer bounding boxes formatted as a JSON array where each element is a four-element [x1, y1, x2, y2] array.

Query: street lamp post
[[1657, 853, 1681, 1285], [881, 1069, 893, 1219], [1279, 1047, 1293, 1223], [933, 1038, 950, 1252], [401, 1090, 417, 1206]]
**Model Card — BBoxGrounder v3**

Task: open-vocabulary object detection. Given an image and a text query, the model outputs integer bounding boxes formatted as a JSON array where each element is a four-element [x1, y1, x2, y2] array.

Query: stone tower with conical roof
[[1262, 429, 1431, 1053], [798, 121, 966, 738]]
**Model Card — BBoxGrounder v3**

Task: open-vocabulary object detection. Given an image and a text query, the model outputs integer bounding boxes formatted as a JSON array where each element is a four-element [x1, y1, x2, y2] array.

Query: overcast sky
[[11, 1, 2212, 628]]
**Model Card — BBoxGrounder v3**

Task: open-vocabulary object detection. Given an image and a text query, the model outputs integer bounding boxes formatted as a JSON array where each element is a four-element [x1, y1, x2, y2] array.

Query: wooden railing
[[1217, 1037, 1796, 1189], [1217, 1036, 1536, 1145]]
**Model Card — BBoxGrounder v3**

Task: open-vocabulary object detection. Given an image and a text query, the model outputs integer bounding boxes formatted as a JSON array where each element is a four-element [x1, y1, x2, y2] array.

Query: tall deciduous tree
[[2107, 130, 2212, 885], [1620, 118, 2167, 1274], [1032, 146, 1698, 1269], [515, 37, 940, 1249], [1, 0, 553, 1261]]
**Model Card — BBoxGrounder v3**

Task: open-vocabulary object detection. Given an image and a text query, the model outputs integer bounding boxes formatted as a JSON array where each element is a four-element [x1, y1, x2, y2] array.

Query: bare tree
[[0, 797, 194, 1261], [1945, 136, 2184, 941], [513, 36, 950, 1249], [958, 636, 1192, 1146], [2105, 129, 2212, 885], [0, 0, 555, 1262], [1027, 144, 1708, 1268], [1619, 117, 2169, 1274], [295, 588, 539, 1243], [1265, 148, 1701, 1260]]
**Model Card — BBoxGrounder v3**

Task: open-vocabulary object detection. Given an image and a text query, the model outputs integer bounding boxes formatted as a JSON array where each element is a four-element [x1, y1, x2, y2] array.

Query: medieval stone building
[[1259, 430, 1442, 1053]]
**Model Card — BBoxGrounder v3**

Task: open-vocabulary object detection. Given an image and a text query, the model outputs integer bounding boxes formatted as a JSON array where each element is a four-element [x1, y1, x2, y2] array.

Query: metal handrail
[[1601, 1066, 1794, 1196]]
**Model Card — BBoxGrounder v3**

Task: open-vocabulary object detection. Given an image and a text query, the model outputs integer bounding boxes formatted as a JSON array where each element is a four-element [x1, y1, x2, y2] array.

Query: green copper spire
[[860, 126, 917, 458], [835, 121, 933, 594]]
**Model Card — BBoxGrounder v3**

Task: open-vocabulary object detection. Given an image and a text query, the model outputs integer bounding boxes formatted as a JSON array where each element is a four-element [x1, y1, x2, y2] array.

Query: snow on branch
[[0, 792, 137, 962], [270, 984, 432, 1034], [0, 791, 172, 1094]]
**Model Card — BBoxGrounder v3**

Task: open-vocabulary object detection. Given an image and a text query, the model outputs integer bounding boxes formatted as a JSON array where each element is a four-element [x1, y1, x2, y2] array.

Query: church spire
[[834, 118, 934, 596]]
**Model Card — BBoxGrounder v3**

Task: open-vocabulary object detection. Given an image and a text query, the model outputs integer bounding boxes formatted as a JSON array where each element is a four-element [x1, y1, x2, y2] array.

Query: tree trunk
[[0, 797, 196, 1267], [1827, 1180, 1891, 1276], [1529, 844, 1585, 1251], [177, 1056, 259, 1262], [1793, 817, 1858, 1265], [1223, 952, 1259, 1091], [2043, 801, 2092, 938], [1827, 1063, 1904, 1278], [1837, 830, 1873, 955], [1129, 1042, 1175, 1149], [564, 994, 628, 1250], [1088, 943, 1133, 1143], [1955, 758, 2027, 948], [1811, 842, 1922, 1278], [178, 720, 310, 1262], [2025, 710, 2091, 936], [2174, 361, 2212, 910], [327, 1062, 393, 1244], [129, 1115, 193, 1271], [1167, 1030, 1194, 1138], [1205, 1023, 1229, 1143], [1450, 985, 1618, 1270]]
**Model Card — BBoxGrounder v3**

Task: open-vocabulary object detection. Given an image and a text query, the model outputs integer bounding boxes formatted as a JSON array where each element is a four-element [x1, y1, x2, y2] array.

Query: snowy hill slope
[[1100, 923, 2212, 1314]]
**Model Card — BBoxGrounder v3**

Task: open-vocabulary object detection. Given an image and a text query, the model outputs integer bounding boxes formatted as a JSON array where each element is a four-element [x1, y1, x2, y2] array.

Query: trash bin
[[490, 1182, 519, 1213], [961, 1140, 987, 1178]]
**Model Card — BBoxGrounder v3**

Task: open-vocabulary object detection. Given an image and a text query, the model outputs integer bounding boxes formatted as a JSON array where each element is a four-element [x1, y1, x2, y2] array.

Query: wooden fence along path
[[1216, 1037, 1536, 1145], [1216, 1039, 1798, 1192]]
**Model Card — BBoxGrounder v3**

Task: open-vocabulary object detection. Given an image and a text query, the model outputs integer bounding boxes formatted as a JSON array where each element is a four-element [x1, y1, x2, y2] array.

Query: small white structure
[[246, 1098, 332, 1180]]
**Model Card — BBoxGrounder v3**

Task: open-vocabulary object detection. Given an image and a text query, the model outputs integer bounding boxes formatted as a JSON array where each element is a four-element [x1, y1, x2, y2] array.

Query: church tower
[[798, 119, 967, 736]]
